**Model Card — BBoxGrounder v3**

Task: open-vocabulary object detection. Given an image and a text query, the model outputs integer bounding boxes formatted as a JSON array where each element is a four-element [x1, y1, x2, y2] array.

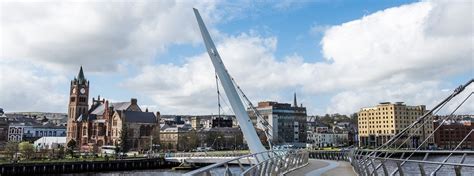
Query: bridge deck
[[286, 159, 356, 176]]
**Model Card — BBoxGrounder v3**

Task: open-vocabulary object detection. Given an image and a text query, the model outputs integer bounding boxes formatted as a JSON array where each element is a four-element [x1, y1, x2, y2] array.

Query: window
[[70, 97, 76, 102]]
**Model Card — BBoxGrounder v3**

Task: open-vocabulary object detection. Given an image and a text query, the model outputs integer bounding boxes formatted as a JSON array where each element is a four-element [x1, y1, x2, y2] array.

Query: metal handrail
[[184, 149, 308, 176], [357, 149, 474, 154], [365, 155, 474, 167], [167, 151, 249, 158], [349, 149, 474, 175]]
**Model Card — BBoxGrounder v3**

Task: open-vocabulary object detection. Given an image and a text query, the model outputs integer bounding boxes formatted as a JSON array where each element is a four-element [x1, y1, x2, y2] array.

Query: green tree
[[57, 145, 65, 159], [167, 143, 173, 151], [4, 141, 19, 159], [350, 113, 358, 124], [67, 139, 76, 158], [178, 131, 199, 151], [18, 142, 35, 159], [120, 124, 130, 152]]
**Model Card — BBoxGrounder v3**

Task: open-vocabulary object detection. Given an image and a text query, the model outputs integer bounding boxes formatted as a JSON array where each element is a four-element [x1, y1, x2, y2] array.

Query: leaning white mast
[[193, 8, 267, 154]]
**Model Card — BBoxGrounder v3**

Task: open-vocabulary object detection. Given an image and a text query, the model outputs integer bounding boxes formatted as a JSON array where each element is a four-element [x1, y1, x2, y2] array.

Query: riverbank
[[0, 158, 180, 175]]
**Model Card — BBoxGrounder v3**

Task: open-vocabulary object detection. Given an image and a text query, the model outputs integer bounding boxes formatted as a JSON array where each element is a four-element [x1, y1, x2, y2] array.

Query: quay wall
[[0, 158, 179, 175]]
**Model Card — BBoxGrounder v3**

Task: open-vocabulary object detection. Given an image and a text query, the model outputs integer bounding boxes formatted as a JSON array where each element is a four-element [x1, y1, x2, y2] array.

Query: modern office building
[[248, 93, 307, 147], [358, 102, 434, 148]]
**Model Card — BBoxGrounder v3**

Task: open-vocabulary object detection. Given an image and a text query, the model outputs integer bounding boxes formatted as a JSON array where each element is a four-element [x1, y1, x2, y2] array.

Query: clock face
[[80, 88, 86, 94], [72, 88, 77, 94]]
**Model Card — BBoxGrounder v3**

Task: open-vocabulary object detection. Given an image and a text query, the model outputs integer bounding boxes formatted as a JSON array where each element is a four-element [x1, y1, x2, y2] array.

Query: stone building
[[66, 67, 160, 152], [358, 102, 434, 148], [159, 124, 193, 152]]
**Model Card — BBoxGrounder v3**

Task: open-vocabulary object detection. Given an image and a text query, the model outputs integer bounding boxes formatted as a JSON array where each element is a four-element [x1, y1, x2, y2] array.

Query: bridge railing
[[166, 151, 249, 158], [183, 149, 308, 176], [351, 79, 474, 176], [350, 149, 474, 176], [308, 150, 352, 161]]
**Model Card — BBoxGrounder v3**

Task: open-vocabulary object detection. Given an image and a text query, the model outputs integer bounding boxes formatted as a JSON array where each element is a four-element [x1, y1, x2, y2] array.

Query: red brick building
[[434, 119, 473, 150], [66, 67, 160, 152]]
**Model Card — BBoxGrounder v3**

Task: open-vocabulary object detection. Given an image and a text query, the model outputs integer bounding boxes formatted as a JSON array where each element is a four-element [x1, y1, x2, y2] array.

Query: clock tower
[[67, 66, 89, 144]]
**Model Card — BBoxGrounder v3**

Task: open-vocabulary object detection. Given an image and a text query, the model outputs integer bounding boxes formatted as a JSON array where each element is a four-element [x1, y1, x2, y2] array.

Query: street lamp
[[186, 136, 191, 152]]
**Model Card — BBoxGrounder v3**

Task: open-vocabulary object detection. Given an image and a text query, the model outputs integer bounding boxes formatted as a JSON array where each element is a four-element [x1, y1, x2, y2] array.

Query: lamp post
[[186, 136, 191, 152], [149, 135, 153, 154]]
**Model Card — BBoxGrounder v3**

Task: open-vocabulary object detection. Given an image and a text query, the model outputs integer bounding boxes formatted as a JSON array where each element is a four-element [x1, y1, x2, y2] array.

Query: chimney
[[145, 108, 149, 112], [293, 92, 298, 108], [104, 100, 108, 111], [131, 98, 137, 105], [156, 111, 161, 123]]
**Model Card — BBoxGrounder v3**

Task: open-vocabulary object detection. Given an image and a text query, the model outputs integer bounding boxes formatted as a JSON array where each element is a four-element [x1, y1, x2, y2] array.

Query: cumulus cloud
[[0, 0, 222, 112], [1, 0, 220, 73], [1, 0, 471, 115], [0, 60, 68, 112], [320, 0, 473, 113], [124, 0, 473, 115], [123, 34, 283, 114]]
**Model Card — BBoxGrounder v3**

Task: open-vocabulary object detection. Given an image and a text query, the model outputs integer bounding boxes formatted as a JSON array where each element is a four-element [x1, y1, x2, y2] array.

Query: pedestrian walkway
[[286, 159, 356, 176]]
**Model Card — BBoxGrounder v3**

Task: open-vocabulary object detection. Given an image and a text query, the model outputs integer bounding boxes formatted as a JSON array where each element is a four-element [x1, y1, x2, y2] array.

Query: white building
[[8, 122, 66, 142], [308, 133, 348, 148], [34, 137, 66, 150], [307, 124, 349, 149]]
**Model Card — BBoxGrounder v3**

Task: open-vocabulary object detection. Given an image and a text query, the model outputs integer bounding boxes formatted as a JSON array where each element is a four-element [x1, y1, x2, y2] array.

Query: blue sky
[[1, 0, 472, 115]]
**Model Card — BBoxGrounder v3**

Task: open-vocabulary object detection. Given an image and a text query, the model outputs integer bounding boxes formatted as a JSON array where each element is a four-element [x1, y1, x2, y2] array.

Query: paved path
[[286, 159, 356, 176]]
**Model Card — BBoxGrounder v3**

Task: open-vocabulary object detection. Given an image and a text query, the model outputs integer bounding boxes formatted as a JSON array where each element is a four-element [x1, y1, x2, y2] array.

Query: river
[[61, 167, 245, 176], [62, 169, 186, 176], [61, 155, 474, 176]]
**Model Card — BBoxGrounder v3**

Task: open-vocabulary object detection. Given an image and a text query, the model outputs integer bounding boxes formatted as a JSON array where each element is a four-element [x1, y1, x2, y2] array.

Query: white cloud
[[1, 1, 221, 73], [309, 24, 331, 36], [0, 60, 68, 112], [320, 0, 473, 113], [1, 0, 471, 115], [0, 0, 222, 112], [124, 0, 473, 115], [122, 34, 281, 114]]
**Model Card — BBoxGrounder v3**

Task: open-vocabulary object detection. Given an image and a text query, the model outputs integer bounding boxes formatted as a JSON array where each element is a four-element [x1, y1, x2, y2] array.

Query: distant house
[[159, 124, 193, 152], [8, 122, 66, 142], [34, 137, 66, 150], [0, 114, 8, 149]]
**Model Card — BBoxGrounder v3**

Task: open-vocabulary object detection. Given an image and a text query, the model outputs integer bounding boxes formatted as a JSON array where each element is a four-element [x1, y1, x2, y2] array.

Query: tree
[[18, 142, 35, 159], [167, 143, 173, 151], [4, 141, 19, 159], [120, 124, 130, 152], [350, 113, 358, 125], [67, 139, 76, 158], [178, 131, 198, 151], [57, 145, 65, 159]]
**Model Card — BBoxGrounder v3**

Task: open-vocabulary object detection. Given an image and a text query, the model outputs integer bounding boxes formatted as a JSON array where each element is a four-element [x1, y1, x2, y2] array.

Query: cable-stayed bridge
[[168, 8, 474, 176]]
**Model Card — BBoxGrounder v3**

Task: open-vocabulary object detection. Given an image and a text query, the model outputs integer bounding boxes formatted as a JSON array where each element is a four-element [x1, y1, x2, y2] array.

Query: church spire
[[293, 92, 298, 107], [77, 66, 86, 84]]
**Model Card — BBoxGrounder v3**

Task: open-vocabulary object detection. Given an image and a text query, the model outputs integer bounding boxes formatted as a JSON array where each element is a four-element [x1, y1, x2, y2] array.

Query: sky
[[0, 0, 473, 115]]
